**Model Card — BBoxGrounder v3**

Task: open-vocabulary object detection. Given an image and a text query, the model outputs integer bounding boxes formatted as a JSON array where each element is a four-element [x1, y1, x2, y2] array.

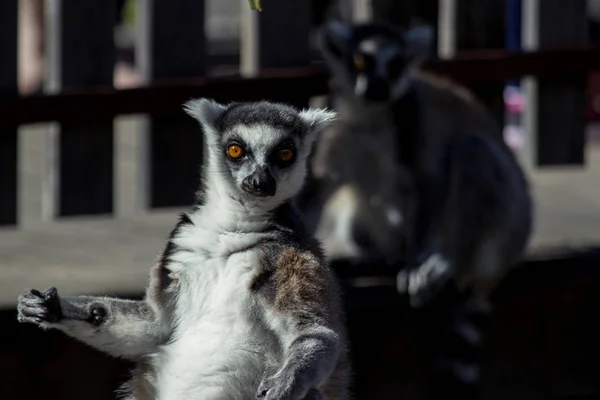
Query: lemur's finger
[[396, 269, 409, 294], [408, 253, 453, 307], [18, 288, 44, 302], [19, 295, 46, 307], [42, 287, 59, 301], [17, 305, 48, 320], [17, 314, 43, 324]]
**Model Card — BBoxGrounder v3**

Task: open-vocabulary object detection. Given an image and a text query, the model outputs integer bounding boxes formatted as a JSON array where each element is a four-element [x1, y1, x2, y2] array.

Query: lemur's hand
[[397, 251, 453, 308], [17, 287, 63, 325], [256, 369, 323, 400]]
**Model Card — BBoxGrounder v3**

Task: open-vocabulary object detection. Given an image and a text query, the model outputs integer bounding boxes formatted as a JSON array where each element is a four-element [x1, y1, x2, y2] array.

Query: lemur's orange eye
[[227, 144, 244, 159], [278, 148, 294, 162], [354, 54, 365, 71]]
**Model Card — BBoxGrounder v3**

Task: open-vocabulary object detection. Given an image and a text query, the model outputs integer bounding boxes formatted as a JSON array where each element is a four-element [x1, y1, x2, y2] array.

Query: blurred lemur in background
[[17, 99, 350, 400], [297, 20, 533, 398]]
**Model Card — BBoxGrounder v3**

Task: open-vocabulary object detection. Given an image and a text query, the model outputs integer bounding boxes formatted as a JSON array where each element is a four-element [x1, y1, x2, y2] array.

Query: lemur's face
[[184, 99, 336, 205], [219, 119, 304, 199], [319, 21, 432, 103]]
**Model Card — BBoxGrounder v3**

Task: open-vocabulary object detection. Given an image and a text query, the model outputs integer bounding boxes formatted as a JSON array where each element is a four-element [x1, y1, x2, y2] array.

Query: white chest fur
[[315, 184, 362, 259], [154, 214, 281, 400]]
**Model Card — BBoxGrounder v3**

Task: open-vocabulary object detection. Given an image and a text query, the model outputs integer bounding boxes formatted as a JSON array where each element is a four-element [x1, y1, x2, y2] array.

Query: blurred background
[[1, 0, 600, 399]]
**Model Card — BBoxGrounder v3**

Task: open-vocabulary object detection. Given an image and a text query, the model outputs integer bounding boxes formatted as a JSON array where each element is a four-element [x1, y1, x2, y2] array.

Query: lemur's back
[[412, 73, 531, 235], [413, 71, 502, 139]]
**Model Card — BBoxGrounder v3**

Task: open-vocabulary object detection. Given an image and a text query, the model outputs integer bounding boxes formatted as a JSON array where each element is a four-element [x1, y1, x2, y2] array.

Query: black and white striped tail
[[420, 283, 488, 400]]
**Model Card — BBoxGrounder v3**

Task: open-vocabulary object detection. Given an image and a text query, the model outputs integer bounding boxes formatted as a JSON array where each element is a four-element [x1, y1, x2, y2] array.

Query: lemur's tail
[[419, 283, 488, 400]]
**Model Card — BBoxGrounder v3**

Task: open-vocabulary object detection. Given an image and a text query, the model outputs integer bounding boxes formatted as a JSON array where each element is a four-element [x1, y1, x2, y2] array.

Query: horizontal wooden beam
[[3, 46, 600, 127], [425, 45, 600, 83], [0, 67, 330, 127]]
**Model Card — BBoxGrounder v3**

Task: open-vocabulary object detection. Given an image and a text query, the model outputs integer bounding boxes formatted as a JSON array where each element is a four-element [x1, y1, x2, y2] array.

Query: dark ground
[[1, 248, 600, 400]]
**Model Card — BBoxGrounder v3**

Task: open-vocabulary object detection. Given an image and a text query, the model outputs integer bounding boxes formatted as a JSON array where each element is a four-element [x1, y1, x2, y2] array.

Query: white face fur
[[184, 98, 336, 210]]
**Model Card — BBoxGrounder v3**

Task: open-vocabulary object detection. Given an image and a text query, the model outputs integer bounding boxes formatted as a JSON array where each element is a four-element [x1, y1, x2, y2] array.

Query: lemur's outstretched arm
[[17, 287, 166, 360]]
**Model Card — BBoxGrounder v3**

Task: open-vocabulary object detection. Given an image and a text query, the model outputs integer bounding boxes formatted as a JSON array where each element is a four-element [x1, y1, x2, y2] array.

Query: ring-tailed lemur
[[17, 99, 350, 400], [300, 20, 533, 397], [311, 19, 533, 310], [298, 21, 440, 264]]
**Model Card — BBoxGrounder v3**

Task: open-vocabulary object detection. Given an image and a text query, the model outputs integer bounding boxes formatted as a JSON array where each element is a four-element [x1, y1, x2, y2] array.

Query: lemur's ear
[[403, 23, 434, 62], [183, 98, 228, 141], [299, 108, 337, 144], [319, 20, 353, 61]]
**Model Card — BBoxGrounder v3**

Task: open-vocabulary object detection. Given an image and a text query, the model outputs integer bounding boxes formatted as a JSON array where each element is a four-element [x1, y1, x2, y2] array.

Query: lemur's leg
[[421, 134, 530, 400], [420, 284, 487, 400], [17, 287, 165, 360], [397, 163, 454, 308]]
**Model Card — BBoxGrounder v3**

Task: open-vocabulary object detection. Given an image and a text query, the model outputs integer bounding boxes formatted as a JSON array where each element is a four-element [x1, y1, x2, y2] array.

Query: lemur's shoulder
[[146, 211, 194, 308], [412, 70, 478, 105], [250, 202, 342, 325], [410, 69, 503, 139], [253, 240, 341, 325]]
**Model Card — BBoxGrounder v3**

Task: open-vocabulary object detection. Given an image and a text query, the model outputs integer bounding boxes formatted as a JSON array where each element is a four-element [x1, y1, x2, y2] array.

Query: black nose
[[242, 166, 277, 197], [360, 77, 390, 102]]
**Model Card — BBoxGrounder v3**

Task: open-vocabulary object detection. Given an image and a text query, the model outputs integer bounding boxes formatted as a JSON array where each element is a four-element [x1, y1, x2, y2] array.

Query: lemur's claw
[[256, 368, 311, 400], [42, 287, 63, 322]]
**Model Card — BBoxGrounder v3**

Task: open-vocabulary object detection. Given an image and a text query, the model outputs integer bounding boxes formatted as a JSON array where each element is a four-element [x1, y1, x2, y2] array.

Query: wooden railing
[[4, 46, 600, 127], [0, 0, 596, 228]]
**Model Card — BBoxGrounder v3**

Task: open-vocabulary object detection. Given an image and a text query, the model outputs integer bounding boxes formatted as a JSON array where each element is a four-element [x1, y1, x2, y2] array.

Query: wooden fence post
[[240, 0, 312, 108], [137, 0, 207, 209], [455, 0, 507, 130], [522, 0, 589, 167], [351, 0, 373, 23], [455, 0, 507, 51], [437, 0, 457, 59], [18, 0, 60, 227], [45, 0, 117, 217], [0, 0, 19, 226], [370, 0, 420, 26]]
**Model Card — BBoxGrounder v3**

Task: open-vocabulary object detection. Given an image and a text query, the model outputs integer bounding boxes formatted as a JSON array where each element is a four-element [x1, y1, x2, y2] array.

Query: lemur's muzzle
[[242, 165, 276, 197], [358, 76, 390, 102]]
